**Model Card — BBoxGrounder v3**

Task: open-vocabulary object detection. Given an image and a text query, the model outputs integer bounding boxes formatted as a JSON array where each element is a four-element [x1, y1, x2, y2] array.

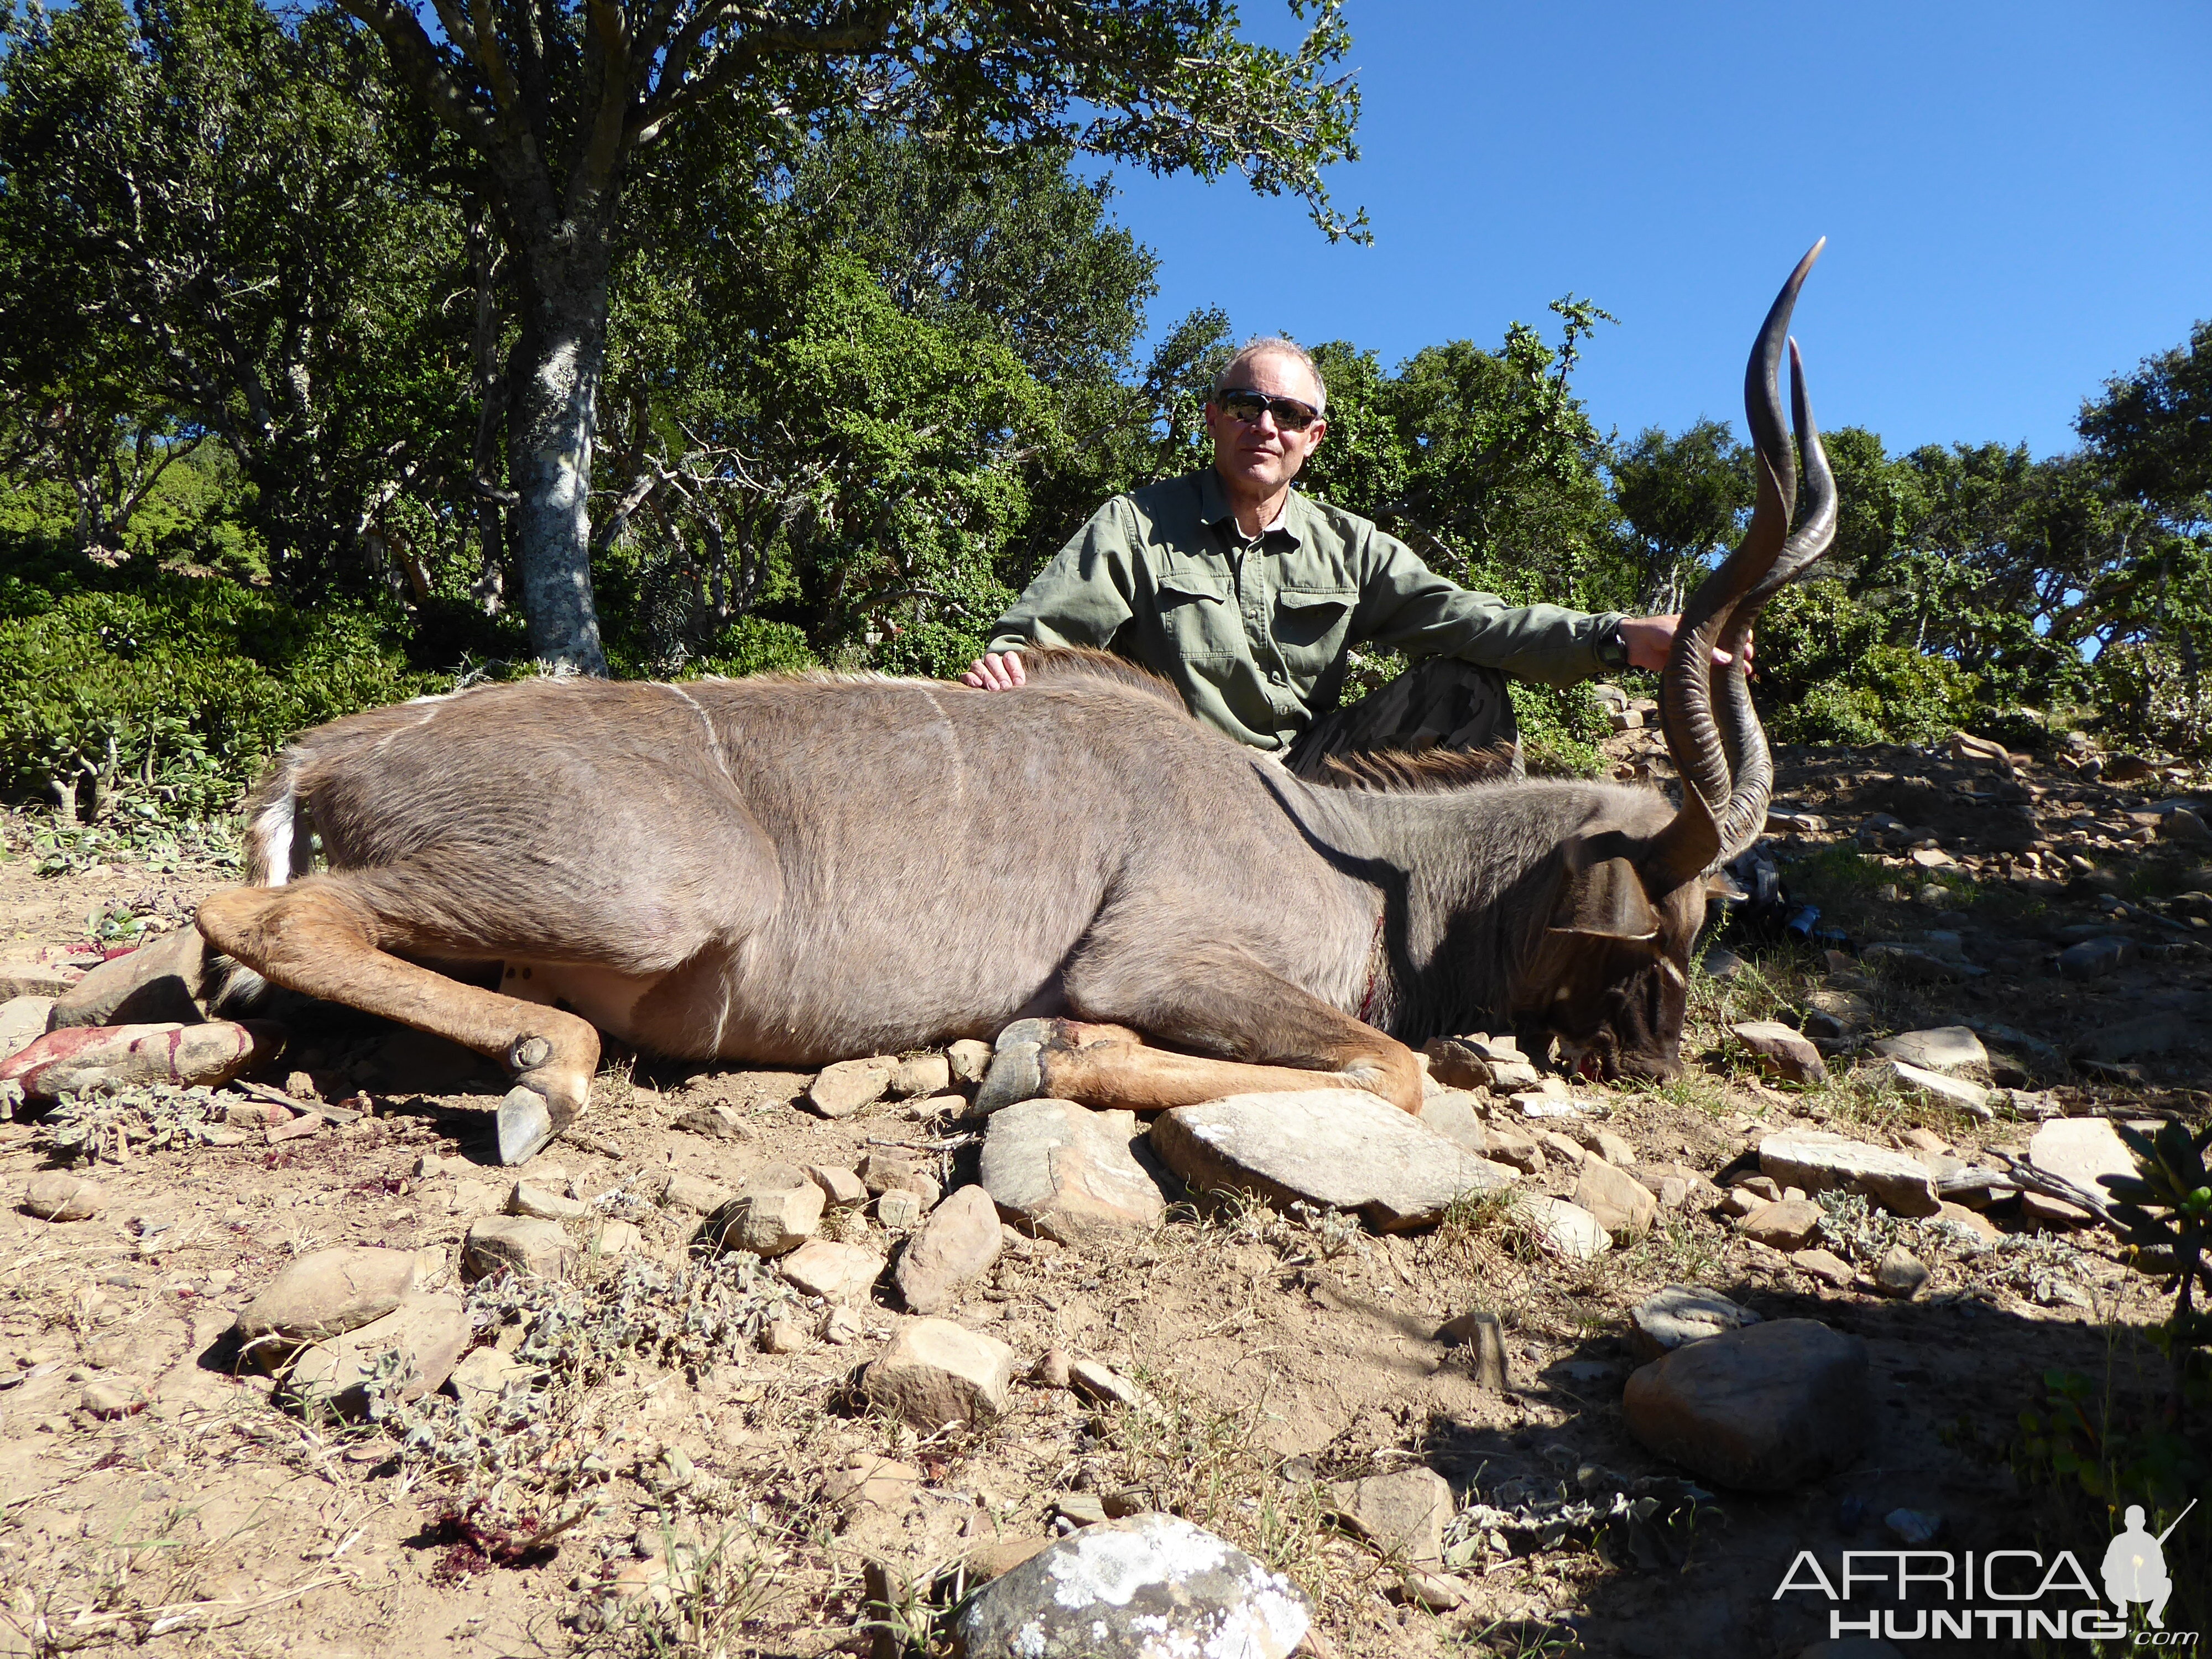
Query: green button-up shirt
[[987, 467, 1623, 752]]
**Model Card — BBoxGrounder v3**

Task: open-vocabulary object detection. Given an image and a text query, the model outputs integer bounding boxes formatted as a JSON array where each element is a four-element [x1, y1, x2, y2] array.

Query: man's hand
[[1620, 615, 1754, 674], [961, 650, 1027, 691]]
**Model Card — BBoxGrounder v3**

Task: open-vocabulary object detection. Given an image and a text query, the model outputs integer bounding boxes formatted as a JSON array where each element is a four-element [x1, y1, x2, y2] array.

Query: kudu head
[[1525, 241, 1838, 1081]]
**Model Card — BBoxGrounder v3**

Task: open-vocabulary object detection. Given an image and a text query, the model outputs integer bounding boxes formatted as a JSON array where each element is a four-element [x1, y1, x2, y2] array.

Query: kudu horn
[[1643, 239, 1835, 893]]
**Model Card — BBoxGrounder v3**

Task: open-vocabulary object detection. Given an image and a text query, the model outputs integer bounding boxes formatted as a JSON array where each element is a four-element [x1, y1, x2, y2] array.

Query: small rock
[[1436, 1310, 1511, 1389], [1068, 1358, 1146, 1408], [807, 1056, 894, 1119], [759, 1317, 808, 1354], [1875, 1247, 1930, 1298], [2160, 806, 2211, 845], [508, 1182, 588, 1222], [661, 1172, 733, 1214], [822, 1306, 863, 1344], [1725, 1022, 1832, 1084], [1861, 943, 1973, 983], [672, 1104, 746, 1139], [1875, 1058, 1991, 1115], [80, 1378, 148, 1418], [1630, 1286, 1761, 1360], [1701, 946, 1745, 982], [1884, 1507, 1943, 1546], [1871, 1027, 1988, 1075], [1791, 1248, 1855, 1287], [1484, 1124, 1543, 1173], [1034, 1347, 1072, 1388], [1327, 1467, 1453, 1563], [1908, 846, 1956, 869], [0, 1020, 280, 1099], [1574, 1159, 1657, 1239], [283, 1293, 472, 1415], [462, 1215, 573, 1280], [862, 1318, 1014, 1430], [1396, 1567, 1470, 1611], [956, 1514, 1310, 1659], [448, 1179, 499, 1217], [1931, 1202, 1999, 1243], [890, 1053, 952, 1098], [1760, 1131, 1940, 1217], [876, 1188, 925, 1229], [779, 1239, 884, 1303], [447, 1345, 525, 1407], [823, 1454, 922, 1516], [2058, 936, 2135, 979], [1719, 1186, 1767, 1219], [22, 1171, 105, 1222], [2023, 1190, 2092, 1226], [1488, 1058, 1541, 1090], [236, 1247, 421, 1343], [1901, 1127, 1950, 1155], [1150, 1089, 1514, 1233], [805, 1165, 867, 1208], [1737, 1198, 1824, 1250], [860, 1149, 925, 1194], [1623, 1319, 1871, 1491], [1517, 1196, 1610, 1260], [894, 1184, 1002, 1313], [946, 1039, 994, 1086], [1741, 1175, 1782, 1202], [226, 1099, 291, 1128], [589, 1219, 644, 1256], [1803, 988, 1874, 1036], [720, 1170, 824, 1256], [1421, 1036, 1495, 1091], [978, 1098, 1169, 1246]]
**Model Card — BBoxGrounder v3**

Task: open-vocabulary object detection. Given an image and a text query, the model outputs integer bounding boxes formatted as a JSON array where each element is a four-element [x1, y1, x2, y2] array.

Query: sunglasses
[[1213, 388, 1322, 432]]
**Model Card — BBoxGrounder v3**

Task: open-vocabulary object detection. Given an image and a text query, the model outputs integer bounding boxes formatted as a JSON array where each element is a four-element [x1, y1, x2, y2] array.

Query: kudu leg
[[196, 878, 598, 1165], [975, 946, 1422, 1117]]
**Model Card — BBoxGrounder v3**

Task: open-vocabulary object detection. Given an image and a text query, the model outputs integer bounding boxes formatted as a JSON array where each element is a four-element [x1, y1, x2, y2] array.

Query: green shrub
[[0, 566, 436, 818], [1511, 679, 1609, 778]]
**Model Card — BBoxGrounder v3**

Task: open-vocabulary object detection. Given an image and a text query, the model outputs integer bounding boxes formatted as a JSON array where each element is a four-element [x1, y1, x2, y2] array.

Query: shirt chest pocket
[[1152, 570, 1242, 659], [1272, 585, 1357, 676]]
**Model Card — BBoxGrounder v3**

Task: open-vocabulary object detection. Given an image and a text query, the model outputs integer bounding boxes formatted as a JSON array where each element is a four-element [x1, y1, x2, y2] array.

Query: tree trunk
[[508, 234, 613, 675]]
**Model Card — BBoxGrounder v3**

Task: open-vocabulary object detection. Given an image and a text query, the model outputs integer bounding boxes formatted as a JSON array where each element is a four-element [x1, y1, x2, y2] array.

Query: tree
[[0, 0, 476, 593], [1608, 418, 1751, 614], [329, 0, 1366, 671]]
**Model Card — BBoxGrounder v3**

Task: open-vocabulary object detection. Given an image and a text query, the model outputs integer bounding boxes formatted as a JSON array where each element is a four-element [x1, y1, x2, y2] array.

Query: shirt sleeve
[[985, 499, 1139, 655], [1347, 524, 1624, 689]]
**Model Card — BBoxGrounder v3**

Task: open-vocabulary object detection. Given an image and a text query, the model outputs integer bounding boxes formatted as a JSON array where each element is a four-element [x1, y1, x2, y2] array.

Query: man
[[962, 336, 1724, 777]]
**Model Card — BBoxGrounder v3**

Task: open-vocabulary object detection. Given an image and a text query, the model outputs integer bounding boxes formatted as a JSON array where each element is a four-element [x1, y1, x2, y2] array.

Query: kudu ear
[[1706, 869, 1746, 901], [1548, 853, 1661, 943]]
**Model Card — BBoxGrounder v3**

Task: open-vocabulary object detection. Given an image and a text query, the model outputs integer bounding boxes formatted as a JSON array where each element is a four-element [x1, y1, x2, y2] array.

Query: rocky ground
[[0, 723, 2206, 1659]]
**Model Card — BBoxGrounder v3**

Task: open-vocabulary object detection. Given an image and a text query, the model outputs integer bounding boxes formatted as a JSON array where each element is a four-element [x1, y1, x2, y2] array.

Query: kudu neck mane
[[1275, 768, 1667, 1044]]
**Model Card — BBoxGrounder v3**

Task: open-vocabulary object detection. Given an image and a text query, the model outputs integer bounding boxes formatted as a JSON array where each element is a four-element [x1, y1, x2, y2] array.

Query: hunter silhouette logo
[[2105, 1500, 2194, 1629]]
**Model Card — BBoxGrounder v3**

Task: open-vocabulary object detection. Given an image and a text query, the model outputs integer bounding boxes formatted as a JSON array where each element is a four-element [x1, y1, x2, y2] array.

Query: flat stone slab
[[1326, 1468, 1453, 1563], [1624, 1318, 1871, 1492], [1759, 1130, 1940, 1217], [956, 1512, 1309, 1659], [978, 1098, 1168, 1246], [778, 1239, 885, 1303], [1870, 1026, 1987, 1074], [1875, 1059, 1991, 1114], [1630, 1285, 1761, 1361], [2028, 1118, 2139, 1209], [1151, 1089, 1514, 1232]]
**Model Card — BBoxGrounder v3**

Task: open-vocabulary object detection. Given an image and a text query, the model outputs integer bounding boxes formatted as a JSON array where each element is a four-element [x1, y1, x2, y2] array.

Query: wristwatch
[[1595, 622, 1630, 672]]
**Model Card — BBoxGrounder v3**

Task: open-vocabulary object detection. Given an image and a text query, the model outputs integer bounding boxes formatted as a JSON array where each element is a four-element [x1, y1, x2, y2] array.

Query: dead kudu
[[181, 247, 1836, 1165]]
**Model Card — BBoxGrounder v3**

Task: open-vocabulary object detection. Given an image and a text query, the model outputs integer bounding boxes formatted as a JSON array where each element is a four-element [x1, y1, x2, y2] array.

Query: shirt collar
[[1197, 466, 1302, 547]]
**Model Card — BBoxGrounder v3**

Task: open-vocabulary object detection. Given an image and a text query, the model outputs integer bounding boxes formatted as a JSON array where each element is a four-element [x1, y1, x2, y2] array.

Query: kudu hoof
[[497, 1084, 571, 1166], [972, 1040, 1044, 1118]]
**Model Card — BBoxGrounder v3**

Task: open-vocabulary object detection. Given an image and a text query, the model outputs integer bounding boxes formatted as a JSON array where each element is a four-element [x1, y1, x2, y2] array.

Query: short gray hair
[[1211, 336, 1327, 415]]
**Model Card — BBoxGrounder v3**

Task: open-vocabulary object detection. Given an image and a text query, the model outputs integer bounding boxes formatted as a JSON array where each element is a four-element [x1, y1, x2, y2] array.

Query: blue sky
[[1100, 1, 2210, 460]]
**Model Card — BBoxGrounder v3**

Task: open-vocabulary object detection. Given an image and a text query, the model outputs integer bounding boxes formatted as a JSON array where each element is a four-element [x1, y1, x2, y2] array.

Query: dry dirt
[[0, 731, 2206, 1659]]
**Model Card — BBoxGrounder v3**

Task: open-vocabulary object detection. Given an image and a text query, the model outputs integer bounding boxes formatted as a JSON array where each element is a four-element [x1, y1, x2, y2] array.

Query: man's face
[[1204, 351, 1327, 502]]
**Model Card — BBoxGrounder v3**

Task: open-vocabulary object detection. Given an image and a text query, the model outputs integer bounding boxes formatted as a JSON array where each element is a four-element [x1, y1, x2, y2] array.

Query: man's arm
[[964, 500, 1140, 688], [1348, 526, 1625, 688]]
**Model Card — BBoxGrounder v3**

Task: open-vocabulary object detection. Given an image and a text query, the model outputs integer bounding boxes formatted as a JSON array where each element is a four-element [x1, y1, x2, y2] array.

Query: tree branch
[[328, 0, 505, 159], [632, 7, 894, 148]]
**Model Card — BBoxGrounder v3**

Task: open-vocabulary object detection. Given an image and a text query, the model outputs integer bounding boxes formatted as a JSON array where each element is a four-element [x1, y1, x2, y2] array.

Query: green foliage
[[0, 558, 437, 818], [1609, 417, 1752, 613], [1509, 681, 1610, 779]]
